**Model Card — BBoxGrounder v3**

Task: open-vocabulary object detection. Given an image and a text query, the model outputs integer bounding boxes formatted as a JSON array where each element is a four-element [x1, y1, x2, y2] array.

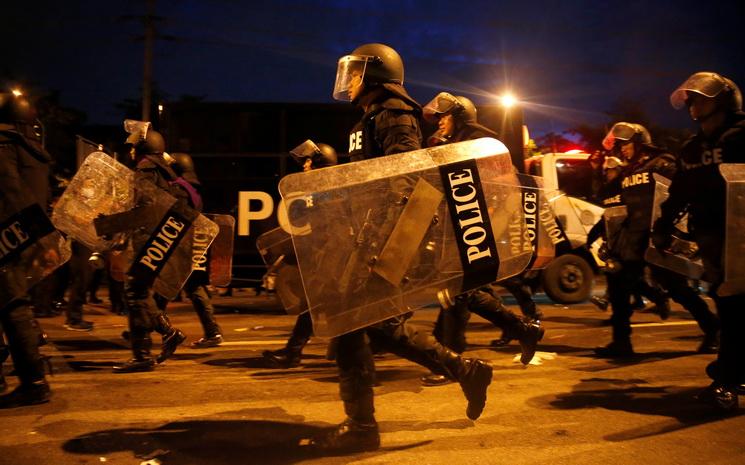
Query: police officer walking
[[0, 91, 52, 407], [310, 43, 494, 453], [653, 72, 745, 410]]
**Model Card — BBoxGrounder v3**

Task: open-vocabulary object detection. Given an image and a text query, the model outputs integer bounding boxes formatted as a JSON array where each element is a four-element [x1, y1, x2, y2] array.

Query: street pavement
[[1, 287, 743, 465]]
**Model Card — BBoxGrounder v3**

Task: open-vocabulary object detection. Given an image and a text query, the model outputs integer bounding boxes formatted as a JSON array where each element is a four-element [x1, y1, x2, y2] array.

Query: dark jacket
[[348, 91, 422, 161], [657, 112, 745, 281], [611, 149, 677, 262], [0, 124, 52, 218]]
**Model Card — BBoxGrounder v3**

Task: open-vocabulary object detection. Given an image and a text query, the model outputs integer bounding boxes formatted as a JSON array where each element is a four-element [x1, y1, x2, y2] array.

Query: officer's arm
[[377, 112, 422, 155], [0, 144, 28, 207]]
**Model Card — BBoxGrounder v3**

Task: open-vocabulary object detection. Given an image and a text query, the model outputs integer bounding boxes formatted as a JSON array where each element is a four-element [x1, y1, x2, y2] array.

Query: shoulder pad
[[374, 110, 419, 131], [379, 97, 416, 112]]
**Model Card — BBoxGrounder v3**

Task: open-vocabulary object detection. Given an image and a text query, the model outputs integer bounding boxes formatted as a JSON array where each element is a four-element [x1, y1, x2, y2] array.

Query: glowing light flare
[[499, 93, 517, 108], [11, 88, 23, 97]]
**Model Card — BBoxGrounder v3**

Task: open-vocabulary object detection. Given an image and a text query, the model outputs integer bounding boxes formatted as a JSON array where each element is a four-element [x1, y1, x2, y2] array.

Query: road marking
[[217, 340, 285, 346], [630, 320, 698, 328]]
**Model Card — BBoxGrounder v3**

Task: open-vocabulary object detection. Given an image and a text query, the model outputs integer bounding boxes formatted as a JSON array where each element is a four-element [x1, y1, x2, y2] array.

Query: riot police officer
[[112, 125, 187, 373], [0, 91, 52, 407], [263, 141, 338, 368], [594, 123, 678, 357], [311, 43, 494, 453], [653, 72, 745, 410], [420, 92, 544, 386]]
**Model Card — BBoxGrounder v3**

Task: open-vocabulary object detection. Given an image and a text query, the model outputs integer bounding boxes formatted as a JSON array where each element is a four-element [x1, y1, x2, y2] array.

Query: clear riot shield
[[603, 205, 628, 254], [52, 151, 219, 299], [52, 151, 134, 252], [644, 173, 704, 279], [200, 214, 234, 287], [256, 227, 306, 314], [717, 164, 745, 296], [1, 203, 72, 309], [514, 174, 564, 270], [279, 138, 534, 337]]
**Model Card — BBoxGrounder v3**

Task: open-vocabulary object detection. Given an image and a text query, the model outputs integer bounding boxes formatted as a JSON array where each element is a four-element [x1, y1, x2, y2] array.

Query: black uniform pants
[[67, 242, 93, 323], [607, 260, 646, 343], [711, 292, 745, 386], [651, 266, 719, 336], [124, 277, 158, 357], [0, 299, 45, 385], [182, 275, 221, 338]]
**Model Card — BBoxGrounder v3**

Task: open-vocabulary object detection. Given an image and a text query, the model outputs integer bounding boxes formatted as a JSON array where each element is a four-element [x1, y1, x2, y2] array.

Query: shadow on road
[[62, 419, 429, 465], [541, 377, 743, 441], [573, 350, 696, 372]]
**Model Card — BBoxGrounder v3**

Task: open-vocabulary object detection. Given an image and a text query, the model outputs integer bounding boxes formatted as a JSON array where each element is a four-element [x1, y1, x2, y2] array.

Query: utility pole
[[142, 0, 156, 122]]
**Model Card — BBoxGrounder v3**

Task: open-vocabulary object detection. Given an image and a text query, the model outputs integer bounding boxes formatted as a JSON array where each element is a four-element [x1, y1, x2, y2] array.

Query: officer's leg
[[263, 311, 312, 368], [65, 242, 94, 330], [467, 289, 544, 365], [653, 266, 719, 352], [367, 320, 493, 420], [595, 262, 640, 357], [0, 299, 51, 407], [311, 328, 379, 452], [501, 276, 542, 320], [185, 280, 222, 341], [113, 278, 155, 373]]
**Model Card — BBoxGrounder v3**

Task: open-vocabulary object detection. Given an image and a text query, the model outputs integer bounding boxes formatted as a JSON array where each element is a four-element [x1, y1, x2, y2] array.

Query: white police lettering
[[621, 171, 650, 188], [139, 216, 186, 271], [523, 191, 538, 244], [537, 199, 565, 245], [349, 130, 363, 152], [0, 221, 30, 257], [447, 169, 492, 263], [682, 148, 723, 171], [191, 230, 211, 271]]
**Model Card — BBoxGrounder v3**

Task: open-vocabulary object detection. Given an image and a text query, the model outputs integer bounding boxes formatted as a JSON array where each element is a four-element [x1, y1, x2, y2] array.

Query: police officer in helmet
[[653, 72, 745, 410], [311, 43, 494, 453], [0, 91, 52, 407]]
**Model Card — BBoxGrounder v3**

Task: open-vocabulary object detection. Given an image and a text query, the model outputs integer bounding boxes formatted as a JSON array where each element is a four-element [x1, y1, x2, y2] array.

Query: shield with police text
[[1, 202, 72, 309], [279, 138, 535, 337], [256, 226, 306, 314], [644, 173, 704, 279], [52, 151, 219, 299], [717, 164, 745, 296], [202, 214, 234, 287]]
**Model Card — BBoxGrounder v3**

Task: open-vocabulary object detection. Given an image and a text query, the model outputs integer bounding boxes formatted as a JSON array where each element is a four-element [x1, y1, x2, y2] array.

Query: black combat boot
[[190, 334, 223, 348], [113, 335, 155, 373], [516, 319, 545, 365], [262, 347, 302, 368], [438, 347, 493, 420], [310, 417, 380, 453], [154, 314, 186, 364], [594, 339, 635, 358], [697, 331, 720, 354], [0, 379, 51, 408], [696, 382, 739, 412]]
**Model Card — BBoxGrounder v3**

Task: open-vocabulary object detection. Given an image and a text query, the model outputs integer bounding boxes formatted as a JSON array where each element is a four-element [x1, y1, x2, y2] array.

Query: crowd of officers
[[1, 41, 744, 454]]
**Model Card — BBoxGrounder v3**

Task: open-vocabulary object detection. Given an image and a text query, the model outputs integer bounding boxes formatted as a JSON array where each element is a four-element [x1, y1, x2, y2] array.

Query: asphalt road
[[1, 287, 743, 465]]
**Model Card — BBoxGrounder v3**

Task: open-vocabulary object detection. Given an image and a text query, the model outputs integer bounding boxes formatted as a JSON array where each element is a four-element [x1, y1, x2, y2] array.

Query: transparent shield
[[256, 226, 306, 314], [279, 138, 533, 337], [603, 205, 628, 252], [204, 214, 234, 287], [0, 203, 72, 308], [332, 56, 368, 101], [644, 174, 704, 279], [516, 174, 562, 270], [717, 164, 745, 296], [52, 151, 135, 252]]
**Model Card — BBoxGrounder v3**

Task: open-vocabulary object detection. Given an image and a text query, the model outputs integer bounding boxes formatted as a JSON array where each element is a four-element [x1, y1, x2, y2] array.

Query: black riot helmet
[[124, 119, 165, 155], [289, 140, 338, 170], [601, 122, 652, 151], [333, 43, 404, 101], [670, 71, 742, 114], [171, 152, 200, 185], [0, 91, 37, 124], [423, 92, 477, 124]]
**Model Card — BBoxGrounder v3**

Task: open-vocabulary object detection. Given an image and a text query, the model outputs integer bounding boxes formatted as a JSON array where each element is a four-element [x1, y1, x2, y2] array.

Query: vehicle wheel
[[541, 254, 594, 304]]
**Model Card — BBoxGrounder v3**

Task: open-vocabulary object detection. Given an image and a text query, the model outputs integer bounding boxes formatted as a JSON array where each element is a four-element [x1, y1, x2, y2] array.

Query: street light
[[499, 92, 517, 108], [11, 88, 23, 97]]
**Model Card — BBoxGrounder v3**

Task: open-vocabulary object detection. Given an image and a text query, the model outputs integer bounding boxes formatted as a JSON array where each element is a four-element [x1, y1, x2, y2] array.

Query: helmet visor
[[332, 55, 369, 101], [670, 72, 727, 109], [422, 92, 460, 123], [289, 139, 320, 165], [602, 122, 637, 150], [124, 119, 150, 145]]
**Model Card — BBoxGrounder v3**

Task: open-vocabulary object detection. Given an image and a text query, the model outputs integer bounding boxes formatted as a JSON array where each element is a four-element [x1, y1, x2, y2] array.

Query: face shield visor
[[422, 92, 460, 123], [124, 119, 151, 145], [602, 122, 638, 150], [670, 72, 729, 109], [332, 55, 372, 101], [289, 139, 321, 166]]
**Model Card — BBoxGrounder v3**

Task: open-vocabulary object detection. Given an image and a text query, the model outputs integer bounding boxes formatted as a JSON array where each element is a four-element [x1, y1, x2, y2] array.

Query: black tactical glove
[[651, 217, 673, 251]]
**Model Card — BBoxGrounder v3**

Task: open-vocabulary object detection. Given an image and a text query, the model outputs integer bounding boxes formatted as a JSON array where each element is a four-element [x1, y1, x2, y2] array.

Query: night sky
[[5, 0, 745, 135]]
